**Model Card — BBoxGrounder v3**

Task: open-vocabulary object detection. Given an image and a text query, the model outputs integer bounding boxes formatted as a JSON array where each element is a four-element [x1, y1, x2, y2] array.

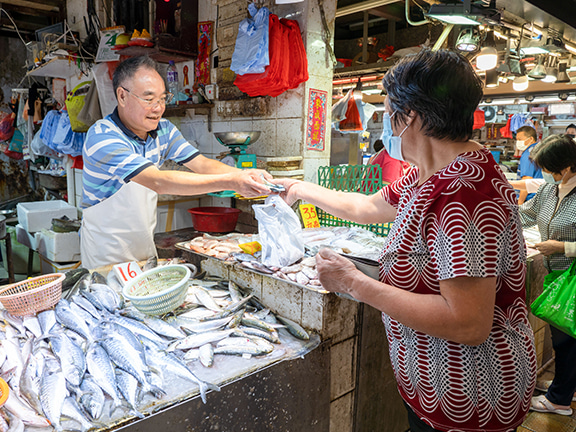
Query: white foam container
[[35, 229, 81, 263], [39, 254, 81, 274], [17, 200, 78, 233]]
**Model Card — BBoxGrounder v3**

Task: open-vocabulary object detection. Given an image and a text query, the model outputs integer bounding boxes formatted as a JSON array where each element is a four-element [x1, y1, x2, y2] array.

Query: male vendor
[[515, 125, 542, 205], [81, 56, 271, 269]]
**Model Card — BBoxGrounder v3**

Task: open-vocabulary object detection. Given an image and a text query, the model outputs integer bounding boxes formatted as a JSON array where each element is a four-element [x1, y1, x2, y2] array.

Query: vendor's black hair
[[566, 123, 576, 131], [515, 125, 537, 141], [381, 49, 483, 142], [373, 139, 383, 152], [112, 56, 160, 97], [531, 134, 576, 174]]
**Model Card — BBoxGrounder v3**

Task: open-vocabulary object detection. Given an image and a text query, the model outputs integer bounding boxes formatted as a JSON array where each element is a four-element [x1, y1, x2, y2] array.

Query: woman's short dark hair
[[382, 49, 483, 142], [112, 56, 160, 97], [531, 134, 576, 174]]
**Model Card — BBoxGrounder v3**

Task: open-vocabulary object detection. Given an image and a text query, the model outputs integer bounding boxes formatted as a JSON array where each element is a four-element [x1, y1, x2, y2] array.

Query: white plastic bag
[[252, 195, 304, 268]]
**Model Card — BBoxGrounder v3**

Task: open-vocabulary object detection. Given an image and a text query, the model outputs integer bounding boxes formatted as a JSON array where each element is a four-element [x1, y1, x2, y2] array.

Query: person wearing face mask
[[566, 123, 576, 138], [518, 134, 576, 416], [514, 126, 543, 205], [274, 49, 536, 432], [80, 56, 272, 269]]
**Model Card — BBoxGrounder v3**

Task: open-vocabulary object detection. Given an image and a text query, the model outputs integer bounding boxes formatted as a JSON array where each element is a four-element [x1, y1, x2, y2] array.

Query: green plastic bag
[[530, 260, 576, 338]]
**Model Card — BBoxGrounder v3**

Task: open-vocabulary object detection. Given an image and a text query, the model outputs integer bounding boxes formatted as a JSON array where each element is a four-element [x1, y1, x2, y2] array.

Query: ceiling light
[[455, 27, 480, 52], [557, 63, 571, 83], [513, 75, 529, 92], [542, 66, 558, 83], [477, 47, 498, 70], [525, 95, 535, 102], [426, 0, 498, 26], [528, 57, 546, 79], [558, 93, 569, 101], [485, 69, 499, 87], [476, 29, 498, 70]]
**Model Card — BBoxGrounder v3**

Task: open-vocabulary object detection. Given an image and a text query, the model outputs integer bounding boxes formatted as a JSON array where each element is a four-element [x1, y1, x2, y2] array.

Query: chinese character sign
[[306, 89, 327, 151], [195, 21, 213, 90]]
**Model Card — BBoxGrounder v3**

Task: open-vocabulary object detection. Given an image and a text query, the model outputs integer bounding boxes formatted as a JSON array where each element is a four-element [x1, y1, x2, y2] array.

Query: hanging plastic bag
[[332, 89, 352, 123], [30, 130, 62, 159], [338, 91, 363, 132], [65, 81, 92, 132], [252, 195, 304, 268], [531, 261, 576, 339], [0, 112, 15, 142], [230, 4, 270, 75]]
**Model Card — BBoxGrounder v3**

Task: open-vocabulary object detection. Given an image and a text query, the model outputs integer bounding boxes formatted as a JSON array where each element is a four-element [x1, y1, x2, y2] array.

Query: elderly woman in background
[[518, 134, 576, 416], [275, 49, 536, 432]]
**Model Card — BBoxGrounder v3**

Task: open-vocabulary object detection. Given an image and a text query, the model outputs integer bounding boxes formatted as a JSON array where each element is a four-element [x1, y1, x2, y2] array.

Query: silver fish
[[230, 253, 258, 264], [198, 344, 214, 368], [4, 412, 24, 432], [79, 376, 105, 421], [69, 301, 99, 327], [1, 339, 24, 397], [214, 337, 274, 356], [89, 271, 107, 285], [110, 315, 167, 346], [169, 329, 235, 351], [90, 283, 123, 311], [144, 345, 219, 403], [64, 273, 90, 300], [192, 286, 222, 312], [22, 315, 42, 339], [71, 294, 102, 320], [61, 396, 95, 432], [143, 255, 158, 271], [37, 309, 57, 338], [3, 385, 50, 428], [100, 322, 163, 395], [1, 311, 25, 336], [39, 360, 67, 432], [142, 316, 186, 339], [174, 316, 234, 333], [241, 313, 278, 334], [85, 343, 123, 409], [237, 326, 280, 344], [276, 315, 310, 340], [49, 331, 86, 387], [55, 299, 93, 342], [115, 369, 145, 419], [18, 352, 43, 414]]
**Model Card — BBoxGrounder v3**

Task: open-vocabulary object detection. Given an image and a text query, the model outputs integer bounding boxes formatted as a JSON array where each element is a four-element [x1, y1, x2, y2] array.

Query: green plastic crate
[[317, 165, 391, 237]]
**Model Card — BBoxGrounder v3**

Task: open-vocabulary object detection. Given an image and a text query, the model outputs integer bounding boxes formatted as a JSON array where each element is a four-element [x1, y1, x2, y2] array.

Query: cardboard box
[[35, 229, 81, 263], [17, 200, 77, 233], [39, 254, 81, 275]]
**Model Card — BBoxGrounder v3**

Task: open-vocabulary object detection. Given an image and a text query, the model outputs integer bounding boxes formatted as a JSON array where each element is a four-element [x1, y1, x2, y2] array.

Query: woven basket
[[122, 265, 191, 316], [0, 273, 64, 316]]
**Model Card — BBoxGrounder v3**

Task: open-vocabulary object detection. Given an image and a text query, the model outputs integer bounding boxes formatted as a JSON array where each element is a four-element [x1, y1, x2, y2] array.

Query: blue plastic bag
[[230, 3, 270, 76]]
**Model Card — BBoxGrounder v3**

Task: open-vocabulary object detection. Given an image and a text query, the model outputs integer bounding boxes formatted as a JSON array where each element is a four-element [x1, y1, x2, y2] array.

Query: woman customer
[[275, 49, 536, 432], [518, 134, 576, 416]]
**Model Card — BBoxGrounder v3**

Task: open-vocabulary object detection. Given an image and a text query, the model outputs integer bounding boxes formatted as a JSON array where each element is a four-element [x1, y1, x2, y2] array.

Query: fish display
[[179, 226, 387, 292], [0, 267, 311, 431]]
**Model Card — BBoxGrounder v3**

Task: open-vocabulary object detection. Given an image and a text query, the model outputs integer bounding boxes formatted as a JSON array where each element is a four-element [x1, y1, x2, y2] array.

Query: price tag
[[299, 204, 320, 228], [239, 241, 262, 255], [96, 26, 124, 62], [112, 261, 143, 287]]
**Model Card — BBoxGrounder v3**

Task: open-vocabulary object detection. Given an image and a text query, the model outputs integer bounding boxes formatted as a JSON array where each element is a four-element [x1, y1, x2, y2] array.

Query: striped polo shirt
[[81, 109, 199, 208]]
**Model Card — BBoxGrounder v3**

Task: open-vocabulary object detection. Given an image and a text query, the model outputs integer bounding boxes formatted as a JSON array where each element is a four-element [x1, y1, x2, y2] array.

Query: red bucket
[[187, 207, 242, 233]]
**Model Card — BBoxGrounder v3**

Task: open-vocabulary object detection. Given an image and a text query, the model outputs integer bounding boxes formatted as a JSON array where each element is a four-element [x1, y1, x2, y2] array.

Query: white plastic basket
[[122, 265, 191, 315]]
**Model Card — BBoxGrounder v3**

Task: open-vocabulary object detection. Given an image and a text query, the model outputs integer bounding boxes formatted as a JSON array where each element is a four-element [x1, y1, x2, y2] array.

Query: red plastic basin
[[187, 207, 242, 233]]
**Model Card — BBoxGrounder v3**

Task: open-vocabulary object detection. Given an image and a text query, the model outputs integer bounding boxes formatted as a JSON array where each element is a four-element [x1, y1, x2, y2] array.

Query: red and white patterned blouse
[[380, 148, 537, 432]]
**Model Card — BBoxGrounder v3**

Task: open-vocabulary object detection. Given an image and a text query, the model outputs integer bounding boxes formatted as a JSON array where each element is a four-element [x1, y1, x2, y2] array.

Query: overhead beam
[[0, 0, 60, 13], [336, 0, 401, 18], [368, 8, 402, 21]]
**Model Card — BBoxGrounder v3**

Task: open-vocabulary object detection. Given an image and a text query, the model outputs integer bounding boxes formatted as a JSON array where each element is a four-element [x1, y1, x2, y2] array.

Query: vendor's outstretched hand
[[316, 247, 358, 295], [235, 169, 271, 197]]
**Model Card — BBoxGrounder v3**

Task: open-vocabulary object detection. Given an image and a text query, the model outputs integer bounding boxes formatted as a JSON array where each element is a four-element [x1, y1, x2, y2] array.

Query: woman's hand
[[534, 240, 565, 256], [316, 248, 360, 296], [272, 178, 302, 205]]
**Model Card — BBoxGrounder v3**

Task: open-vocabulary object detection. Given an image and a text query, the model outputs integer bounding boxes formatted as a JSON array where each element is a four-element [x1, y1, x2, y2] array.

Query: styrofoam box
[[39, 254, 81, 275], [35, 229, 81, 263], [74, 169, 83, 198], [17, 200, 78, 233], [15, 224, 37, 250]]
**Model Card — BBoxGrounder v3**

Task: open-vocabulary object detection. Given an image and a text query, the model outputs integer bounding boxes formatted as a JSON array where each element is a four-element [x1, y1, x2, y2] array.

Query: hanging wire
[[0, 8, 33, 50]]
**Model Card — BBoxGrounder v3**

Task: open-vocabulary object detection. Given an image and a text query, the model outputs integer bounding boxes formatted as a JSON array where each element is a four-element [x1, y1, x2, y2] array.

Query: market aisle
[[518, 361, 576, 432]]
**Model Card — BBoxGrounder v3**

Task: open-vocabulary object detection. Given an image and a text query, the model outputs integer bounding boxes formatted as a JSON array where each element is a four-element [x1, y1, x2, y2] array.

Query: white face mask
[[542, 171, 566, 185], [380, 111, 411, 161], [515, 139, 530, 152]]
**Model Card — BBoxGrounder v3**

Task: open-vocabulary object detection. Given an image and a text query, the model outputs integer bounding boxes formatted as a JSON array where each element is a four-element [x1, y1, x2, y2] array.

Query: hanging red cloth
[[234, 14, 308, 97], [473, 109, 485, 130], [499, 115, 513, 139]]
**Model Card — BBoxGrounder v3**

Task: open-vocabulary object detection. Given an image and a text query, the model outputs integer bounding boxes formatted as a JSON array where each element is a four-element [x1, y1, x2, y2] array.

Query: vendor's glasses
[[121, 86, 173, 107]]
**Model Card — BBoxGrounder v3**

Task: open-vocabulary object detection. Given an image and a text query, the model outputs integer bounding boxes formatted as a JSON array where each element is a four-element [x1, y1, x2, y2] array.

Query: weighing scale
[[210, 131, 261, 198]]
